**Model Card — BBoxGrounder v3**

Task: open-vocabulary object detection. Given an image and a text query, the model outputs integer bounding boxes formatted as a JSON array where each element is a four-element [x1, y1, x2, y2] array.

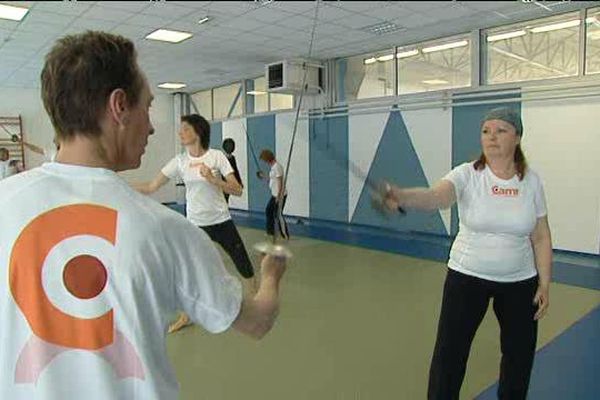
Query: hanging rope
[[273, 0, 321, 243], [238, 118, 263, 175]]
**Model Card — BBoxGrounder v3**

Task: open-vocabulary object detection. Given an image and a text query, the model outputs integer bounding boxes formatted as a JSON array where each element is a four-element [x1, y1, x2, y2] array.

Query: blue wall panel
[[309, 115, 349, 222], [209, 121, 222, 151]]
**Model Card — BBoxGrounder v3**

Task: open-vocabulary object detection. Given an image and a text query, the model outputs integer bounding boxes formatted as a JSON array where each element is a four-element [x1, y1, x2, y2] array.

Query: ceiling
[[0, 1, 596, 93]]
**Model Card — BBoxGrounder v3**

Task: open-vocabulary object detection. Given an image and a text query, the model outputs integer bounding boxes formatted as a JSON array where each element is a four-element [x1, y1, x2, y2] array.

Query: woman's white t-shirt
[[443, 162, 547, 282], [161, 149, 234, 226], [269, 162, 287, 197]]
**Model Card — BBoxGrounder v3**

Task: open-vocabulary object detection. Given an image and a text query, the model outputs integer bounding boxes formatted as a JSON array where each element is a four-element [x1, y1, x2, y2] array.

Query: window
[[337, 49, 395, 101], [485, 12, 580, 84], [270, 93, 294, 110], [247, 76, 268, 114], [586, 8, 600, 75], [336, 37, 472, 102], [213, 82, 243, 119], [191, 89, 212, 120], [397, 35, 471, 94], [246, 76, 294, 114]]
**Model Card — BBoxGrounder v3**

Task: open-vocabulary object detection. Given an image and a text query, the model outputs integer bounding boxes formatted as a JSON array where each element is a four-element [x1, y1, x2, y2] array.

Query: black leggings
[[200, 219, 254, 279], [266, 195, 289, 239], [428, 269, 538, 400]]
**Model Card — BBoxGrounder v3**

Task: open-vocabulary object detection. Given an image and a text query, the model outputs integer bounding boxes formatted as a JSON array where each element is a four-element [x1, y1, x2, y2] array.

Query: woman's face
[[480, 119, 520, 160], [178, 121, 198, 146]]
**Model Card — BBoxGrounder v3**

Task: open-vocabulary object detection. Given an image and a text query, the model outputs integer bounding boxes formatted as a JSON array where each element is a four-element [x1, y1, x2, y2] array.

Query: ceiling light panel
[[146, 29, 192, 43], [0, 3, 29, 21], [158, 82, 187, 89], [530, 19, 580, 33], [422, 40, 468, 53], [487, 30, 527, 42]]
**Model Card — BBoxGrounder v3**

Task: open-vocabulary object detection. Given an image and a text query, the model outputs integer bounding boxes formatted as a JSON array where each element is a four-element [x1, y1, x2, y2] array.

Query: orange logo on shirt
[[189, 161, 203, 176], [491, 185, 519, 197], [190, 161, 219, 180], [9, 204, 145, 384]]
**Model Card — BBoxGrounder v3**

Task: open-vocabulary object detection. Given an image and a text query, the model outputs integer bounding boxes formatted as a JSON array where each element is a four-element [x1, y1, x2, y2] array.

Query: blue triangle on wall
[[351, 108, 446, 235]]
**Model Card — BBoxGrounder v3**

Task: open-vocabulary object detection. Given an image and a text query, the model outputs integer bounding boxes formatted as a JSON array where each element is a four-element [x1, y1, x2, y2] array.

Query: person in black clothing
[[222, 138, 242, 203]]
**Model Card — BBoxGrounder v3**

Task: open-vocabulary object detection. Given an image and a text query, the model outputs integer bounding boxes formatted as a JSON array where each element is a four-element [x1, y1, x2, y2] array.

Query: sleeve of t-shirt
[[160, 156, 180, 180], [532, 171, 548, 218], [164, 214, 242, 333], [216, 151, 234, 178], [273, 163, 283, 178], [441, 162, 471, 200]]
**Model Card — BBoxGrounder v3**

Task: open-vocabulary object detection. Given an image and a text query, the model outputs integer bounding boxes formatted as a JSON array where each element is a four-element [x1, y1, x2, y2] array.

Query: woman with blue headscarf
[[382, 107, 552, 400]]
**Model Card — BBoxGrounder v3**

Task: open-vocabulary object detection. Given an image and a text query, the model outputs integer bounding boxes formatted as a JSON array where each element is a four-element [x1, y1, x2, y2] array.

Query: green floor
[[167, 227, 600, 400]]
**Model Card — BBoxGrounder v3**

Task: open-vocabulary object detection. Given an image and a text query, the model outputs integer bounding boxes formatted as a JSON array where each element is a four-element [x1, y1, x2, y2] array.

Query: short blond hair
[[259, 149, 275, 163]]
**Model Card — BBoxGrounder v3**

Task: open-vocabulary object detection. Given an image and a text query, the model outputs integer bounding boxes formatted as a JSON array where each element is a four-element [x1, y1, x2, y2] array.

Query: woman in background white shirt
[[136, 114, 256, 333], [382, 107, 552, 400]]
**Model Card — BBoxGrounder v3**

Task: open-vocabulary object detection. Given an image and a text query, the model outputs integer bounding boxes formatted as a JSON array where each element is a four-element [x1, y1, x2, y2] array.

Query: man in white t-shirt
[[0, 147, 22, 179], [0, 147, 13, 179], [259, 149, 289, 241], [0, 31, 286, 400], [381, 107, 553, 399], [0, 143, 28, 177]]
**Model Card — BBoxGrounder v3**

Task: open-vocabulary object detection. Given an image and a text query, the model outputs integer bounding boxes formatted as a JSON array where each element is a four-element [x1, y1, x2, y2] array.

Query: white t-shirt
[[269, 162, 287, 197], [443, 162, 547, 282], [0, 162, 242, 400], [0, 160, 11, 179], [161, 149, 234, 226], [0, 159, 18, 179]]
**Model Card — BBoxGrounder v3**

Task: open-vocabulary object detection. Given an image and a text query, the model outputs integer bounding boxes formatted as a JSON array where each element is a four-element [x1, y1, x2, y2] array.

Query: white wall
[[275, 112, 309, 217], [163, 89, 599, 255], [0, 88, 177, 203], [348, 111, 388, 221], [523, 97, 600, 254], [403, 108, 452, 234], [118, 92, 177, 203]]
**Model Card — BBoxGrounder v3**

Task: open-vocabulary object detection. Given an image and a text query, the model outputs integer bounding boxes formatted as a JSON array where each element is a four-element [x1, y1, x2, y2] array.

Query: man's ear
[[107, 88, 128, 127]]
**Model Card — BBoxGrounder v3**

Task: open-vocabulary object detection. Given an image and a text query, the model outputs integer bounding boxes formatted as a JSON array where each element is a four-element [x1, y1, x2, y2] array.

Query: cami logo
[[491, 185, 519, 197], [9, 204, 145, 384]]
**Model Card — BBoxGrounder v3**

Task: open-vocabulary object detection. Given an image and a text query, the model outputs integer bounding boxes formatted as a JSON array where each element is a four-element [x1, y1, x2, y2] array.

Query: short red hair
[[259, 149, 275, 163]]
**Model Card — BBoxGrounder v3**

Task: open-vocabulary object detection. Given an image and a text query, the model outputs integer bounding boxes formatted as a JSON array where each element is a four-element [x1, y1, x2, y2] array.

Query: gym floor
[[166, 222, 600, 400]]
